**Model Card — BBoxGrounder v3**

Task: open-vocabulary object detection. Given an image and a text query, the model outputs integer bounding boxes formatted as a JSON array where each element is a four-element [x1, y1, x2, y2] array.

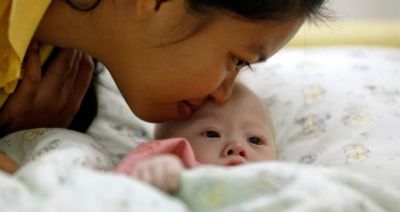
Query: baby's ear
[[135, 0, 157, 20]]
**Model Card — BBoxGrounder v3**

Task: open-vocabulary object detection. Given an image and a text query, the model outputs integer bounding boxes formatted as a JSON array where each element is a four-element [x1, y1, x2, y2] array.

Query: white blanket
[[1, 47, 400, 211], [0, 148, 399, 211]]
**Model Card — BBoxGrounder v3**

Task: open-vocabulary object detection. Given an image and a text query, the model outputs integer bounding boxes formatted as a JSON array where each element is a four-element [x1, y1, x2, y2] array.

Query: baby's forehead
[[192, 100, 269, 124], [191, 85, 268, 117], [156, 84, 271, 134]]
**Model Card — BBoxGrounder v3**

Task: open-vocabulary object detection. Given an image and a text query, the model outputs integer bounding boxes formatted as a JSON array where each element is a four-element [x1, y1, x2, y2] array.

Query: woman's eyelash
[[233, 56, 253, 71], [239, 60, 253, 70], [246, 63, 254, 72]]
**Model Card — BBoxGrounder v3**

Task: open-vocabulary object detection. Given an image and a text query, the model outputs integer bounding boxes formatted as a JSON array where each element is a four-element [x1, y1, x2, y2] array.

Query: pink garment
[[114, 138, 202, 174]]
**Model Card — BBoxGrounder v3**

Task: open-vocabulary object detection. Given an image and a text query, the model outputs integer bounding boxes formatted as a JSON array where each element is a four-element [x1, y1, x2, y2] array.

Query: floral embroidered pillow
[[240, 47, 400, 188]]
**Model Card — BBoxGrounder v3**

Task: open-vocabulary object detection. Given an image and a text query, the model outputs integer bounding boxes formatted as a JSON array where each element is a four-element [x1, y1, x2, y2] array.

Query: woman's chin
[[134, 110, 179, 123]]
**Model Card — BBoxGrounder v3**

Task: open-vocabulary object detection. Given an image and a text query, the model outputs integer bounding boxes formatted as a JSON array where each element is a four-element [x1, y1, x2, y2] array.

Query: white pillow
[[240, 46, 400, 188]]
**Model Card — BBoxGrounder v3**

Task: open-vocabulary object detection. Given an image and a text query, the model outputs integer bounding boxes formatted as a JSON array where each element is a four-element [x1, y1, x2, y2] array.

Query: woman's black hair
[[65, 0, 327, 21], [185, 0, 328, 22]]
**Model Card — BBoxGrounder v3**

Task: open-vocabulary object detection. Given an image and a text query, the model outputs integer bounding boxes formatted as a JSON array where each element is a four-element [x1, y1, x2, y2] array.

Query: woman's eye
[[248, 137, 264, 145], [202, 130, 220, 138], [233, 58, 251, 71]]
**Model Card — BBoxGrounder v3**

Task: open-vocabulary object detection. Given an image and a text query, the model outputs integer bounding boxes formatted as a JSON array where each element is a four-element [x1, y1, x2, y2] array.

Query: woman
[[0, 0, 326, 172]]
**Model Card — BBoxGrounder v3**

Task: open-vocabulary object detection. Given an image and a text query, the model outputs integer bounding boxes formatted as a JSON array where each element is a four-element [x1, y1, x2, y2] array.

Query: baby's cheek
[[255, 148, 276, 161], [193, 148, 218, 164], [189, 139, 223, 163]]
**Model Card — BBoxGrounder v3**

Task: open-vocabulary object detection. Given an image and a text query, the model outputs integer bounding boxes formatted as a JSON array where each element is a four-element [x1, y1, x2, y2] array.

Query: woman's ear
[[134, 0, 204, 44], [154, 0, 169, 11], [135, 0, 183, 20]]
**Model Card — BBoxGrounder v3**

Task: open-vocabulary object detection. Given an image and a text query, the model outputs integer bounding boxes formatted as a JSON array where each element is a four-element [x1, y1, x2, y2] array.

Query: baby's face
[[156, 84, 276, 166]]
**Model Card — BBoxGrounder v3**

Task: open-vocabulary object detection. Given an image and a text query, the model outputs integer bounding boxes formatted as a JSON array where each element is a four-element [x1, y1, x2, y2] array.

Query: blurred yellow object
[[288, 20, 400, 48], [0, 0, 51, 107]]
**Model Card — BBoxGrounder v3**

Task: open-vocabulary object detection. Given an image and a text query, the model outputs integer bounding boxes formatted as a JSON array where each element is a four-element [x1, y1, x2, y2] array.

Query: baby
[[114, 83, 276, 192]]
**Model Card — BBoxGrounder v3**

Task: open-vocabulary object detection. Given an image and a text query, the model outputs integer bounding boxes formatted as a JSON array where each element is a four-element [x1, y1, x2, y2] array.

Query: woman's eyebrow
[[246, 44, 268, 63]]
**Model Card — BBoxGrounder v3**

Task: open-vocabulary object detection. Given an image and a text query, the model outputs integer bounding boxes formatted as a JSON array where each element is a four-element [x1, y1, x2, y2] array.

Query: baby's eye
[[202, 130, 220, 138], [248, 137, 264, 145]]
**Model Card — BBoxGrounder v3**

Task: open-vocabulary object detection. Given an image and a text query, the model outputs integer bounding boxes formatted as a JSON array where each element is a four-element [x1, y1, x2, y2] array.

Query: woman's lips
[[177, 101, 202, 119], [186, 100, 203, 111], [177, 101, 192, 119]]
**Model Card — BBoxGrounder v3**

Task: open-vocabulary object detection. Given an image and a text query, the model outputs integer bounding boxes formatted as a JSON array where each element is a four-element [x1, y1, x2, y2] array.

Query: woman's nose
[[209, 84, 232, 104], [210, 73, 237, 104], [223, 143, 246, 158]]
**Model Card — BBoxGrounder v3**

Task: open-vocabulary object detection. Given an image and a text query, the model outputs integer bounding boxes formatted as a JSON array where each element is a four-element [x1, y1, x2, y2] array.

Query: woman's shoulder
[[0, 0, 52, 107]]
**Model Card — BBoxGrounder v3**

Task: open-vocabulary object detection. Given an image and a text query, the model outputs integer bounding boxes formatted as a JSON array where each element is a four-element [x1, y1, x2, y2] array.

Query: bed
[[1, 20, 400, 211]]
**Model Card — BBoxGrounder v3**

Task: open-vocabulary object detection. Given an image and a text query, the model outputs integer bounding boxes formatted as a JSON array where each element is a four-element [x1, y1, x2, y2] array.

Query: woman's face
[[109, 14, 303, 123]]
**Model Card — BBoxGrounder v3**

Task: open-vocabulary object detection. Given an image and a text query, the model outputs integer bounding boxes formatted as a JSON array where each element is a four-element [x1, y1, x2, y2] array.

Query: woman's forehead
[[178, 14, 303, 58]]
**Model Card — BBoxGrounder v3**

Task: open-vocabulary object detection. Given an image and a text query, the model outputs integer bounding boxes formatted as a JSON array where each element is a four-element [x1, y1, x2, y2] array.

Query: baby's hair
[[185, 0, 329, 22]]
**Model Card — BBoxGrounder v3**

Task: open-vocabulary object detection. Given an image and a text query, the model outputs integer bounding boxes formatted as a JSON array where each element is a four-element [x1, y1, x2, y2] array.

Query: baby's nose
[[223, 143, 246, 158]]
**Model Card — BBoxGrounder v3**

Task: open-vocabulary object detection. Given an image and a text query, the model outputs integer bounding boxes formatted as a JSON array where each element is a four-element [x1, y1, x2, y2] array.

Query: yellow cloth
[[0, 0, 51, 107], [288, 20, 400, 48]]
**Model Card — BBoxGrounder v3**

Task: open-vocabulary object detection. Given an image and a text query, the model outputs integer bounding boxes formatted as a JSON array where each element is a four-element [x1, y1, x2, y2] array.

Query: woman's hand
[[0, 42, 94, 136], [130, 154, 184, 193], [0, 153, 18, 174]]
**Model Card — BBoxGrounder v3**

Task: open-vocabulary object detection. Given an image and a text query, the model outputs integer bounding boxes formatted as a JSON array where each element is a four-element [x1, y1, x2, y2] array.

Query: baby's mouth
[[225, 158, 246, 166]]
